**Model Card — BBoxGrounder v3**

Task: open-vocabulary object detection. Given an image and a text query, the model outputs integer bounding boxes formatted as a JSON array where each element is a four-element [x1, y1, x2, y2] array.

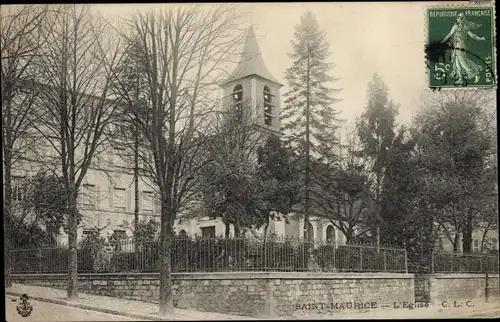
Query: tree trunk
[[158, 204, 174, 315], [223, 221, 230, 268], [346, 226, 355, 244], [263, 216, 270, 241], [134, 124, 140, 229], [480, 224, 491, 253], [3, 87, 14, 288], [3, 157, 13, 288], [453, 232, 460, 253], [262, 216, 271, 269], [303, 44, 311, 242], [302, 43, 312, 269], [462, 209, 473, 253], [133, 123, 140, 267], [134, 63, 141, 241], [225, 222, 230, 238], [375, 171, 381, 223], [67, 190, 79, 300]]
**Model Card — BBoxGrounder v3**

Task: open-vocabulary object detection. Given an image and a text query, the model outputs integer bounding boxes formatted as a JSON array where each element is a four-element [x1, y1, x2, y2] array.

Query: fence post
[[485, 255, 489, 302], [333, 242, 336, 271], [431, 252, 435, 274], [377, 227, 380, 254], [404, 248, 408, 274], [383, 249, 387, 272], [359, 248, 363, 272], [39, 248, 43, 273]]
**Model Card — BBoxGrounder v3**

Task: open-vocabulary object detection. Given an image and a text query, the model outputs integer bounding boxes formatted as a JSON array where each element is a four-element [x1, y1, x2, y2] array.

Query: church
[[174, 26, 347, 245]]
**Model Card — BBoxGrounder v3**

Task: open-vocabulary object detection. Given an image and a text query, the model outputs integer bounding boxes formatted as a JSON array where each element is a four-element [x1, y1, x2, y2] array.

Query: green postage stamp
[[427, 6, 495, 89]]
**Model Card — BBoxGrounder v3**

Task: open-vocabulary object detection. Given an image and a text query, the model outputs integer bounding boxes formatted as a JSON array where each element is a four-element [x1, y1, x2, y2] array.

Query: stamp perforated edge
[[424, 0, 497, 91]]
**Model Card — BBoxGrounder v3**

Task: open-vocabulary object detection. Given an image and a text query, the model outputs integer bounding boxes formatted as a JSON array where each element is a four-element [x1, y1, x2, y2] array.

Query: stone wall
[[272, 273, 413, 317], [427, 274, 499, 305], [414, 274, 431, 302], [11, 272, 414, 318]]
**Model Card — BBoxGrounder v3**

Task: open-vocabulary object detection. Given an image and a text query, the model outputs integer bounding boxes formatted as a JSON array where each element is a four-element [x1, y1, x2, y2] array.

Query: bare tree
[[108, 36, 149, 245], [1, 4, 54, 288], [112, 5, 245, 314], [29, 4, 124, 300]]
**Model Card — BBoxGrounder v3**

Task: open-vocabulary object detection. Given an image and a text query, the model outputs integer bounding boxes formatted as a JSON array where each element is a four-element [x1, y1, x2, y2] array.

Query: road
[[5, 297, 139, 322]]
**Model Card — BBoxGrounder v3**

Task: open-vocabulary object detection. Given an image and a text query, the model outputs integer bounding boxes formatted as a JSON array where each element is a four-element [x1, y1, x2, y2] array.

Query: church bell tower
[[220, 26, 283, 136]]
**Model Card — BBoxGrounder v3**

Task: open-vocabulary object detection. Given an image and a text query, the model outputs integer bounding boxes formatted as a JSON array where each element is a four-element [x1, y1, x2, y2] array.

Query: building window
[[12, 176, 27, 201], [113, 187, 126, 211], [201, 226, 216, 238], [142, 191, 153, 213], [233, 84, 243, 121], [82, 229, 95, 237], [473, 239, 479, 253], [82, 184, 96, 209], [438, 237, 444, 251], [263, 85, 274, 126], [326, 225, 336, 244]]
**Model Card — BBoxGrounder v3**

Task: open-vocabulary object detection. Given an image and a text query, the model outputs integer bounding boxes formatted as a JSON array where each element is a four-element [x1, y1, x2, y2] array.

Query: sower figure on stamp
[[441, 13, 486, 85]]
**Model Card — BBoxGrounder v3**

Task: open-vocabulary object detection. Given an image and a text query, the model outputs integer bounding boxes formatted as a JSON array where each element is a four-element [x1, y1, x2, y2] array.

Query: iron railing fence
[[431, 252, 499, 273], [11, 237, 407, 274]]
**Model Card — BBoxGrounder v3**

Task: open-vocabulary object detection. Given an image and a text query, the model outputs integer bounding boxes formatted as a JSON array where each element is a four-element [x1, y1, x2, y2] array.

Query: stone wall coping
[[12, 272, 414, 280], [431, 273, 500, 279], [172, 272, 414, 280]]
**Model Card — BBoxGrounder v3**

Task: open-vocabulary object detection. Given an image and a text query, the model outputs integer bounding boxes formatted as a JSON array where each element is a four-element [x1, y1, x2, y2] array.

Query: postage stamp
[[426, 6, 496, 89]]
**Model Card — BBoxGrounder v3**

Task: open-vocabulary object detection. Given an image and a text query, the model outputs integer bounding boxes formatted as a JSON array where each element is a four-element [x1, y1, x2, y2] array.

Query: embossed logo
[[16, 294, 33, 317]]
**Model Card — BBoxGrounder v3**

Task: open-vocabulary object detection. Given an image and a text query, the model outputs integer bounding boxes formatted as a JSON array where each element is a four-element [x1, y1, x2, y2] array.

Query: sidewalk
[[5, 283, 256, 321]]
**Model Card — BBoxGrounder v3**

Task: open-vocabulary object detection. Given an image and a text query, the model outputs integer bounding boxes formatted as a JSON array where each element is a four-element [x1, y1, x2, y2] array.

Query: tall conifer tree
[[281, 10, 341, 240]]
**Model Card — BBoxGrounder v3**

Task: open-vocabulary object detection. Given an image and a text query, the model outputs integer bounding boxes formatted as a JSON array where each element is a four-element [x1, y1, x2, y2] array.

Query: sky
[[92, 1, 493, 134]]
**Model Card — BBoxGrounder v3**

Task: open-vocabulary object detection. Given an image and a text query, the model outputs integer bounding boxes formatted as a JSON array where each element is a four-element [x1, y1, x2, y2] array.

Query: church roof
[[222, 26, 283, 87]]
